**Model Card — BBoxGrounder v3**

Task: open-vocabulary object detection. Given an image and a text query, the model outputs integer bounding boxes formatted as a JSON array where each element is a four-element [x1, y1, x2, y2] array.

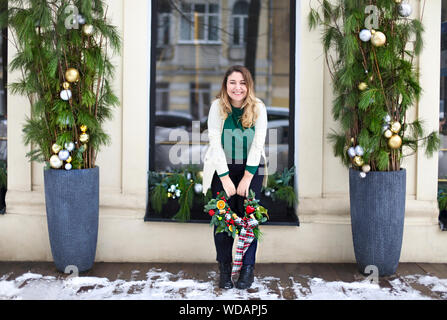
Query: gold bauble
[[371, 31, 386, 47], [353, 156, 364, 167], [390, 121, 402, 134], [384, 129, 393, 139], [80, 133, 89, 143], [371, 29, 376, 35], [82, 24, 94, 36], [62, 82, 70, 90], [358, 82, 368, 91], [50, 154, 63, 169], [66, 156, 72, 163], [51, 143, 62, 154], [395, 0, 402, 3], [167, 192, 172, 198], [197, 171, 203, 179], [80, 125, 88, 133], [388, 134, 402, 149], [65, 68, 79, 83]]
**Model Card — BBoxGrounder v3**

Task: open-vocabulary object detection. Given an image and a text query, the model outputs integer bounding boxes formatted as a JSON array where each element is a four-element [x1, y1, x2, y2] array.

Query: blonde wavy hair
[[216, 65, 259, 129]]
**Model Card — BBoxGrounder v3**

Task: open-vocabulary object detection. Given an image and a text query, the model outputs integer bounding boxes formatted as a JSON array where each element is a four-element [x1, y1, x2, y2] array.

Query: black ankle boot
[[218, 262, 233, 289], [236, 265, 254, 289]]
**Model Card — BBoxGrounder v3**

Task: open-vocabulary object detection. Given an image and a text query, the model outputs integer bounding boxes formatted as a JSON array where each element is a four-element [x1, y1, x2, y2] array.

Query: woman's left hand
[[237, 171, 254, 197]]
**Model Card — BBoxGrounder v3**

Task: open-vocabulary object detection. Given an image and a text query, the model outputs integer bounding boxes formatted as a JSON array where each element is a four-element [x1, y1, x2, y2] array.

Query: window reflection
[[153, 0, 291, 174]]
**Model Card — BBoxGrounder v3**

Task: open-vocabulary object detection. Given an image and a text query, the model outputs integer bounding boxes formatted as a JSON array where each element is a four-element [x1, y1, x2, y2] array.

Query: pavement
[[1, 262, 447, 300]]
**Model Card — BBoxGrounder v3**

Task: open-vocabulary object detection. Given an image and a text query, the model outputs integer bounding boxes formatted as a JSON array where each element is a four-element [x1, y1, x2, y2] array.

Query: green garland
[[148, 165, 212, 222], [262, 166, 297, 207]]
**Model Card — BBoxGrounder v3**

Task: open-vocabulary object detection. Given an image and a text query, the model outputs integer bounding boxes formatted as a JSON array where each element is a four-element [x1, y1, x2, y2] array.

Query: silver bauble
[[58, 149, 70, 161], [77, 14, 86, 24], [398, 3, 412, 17], [347, 147, 356, 158], [359, 29, 372, 42], [65, 163, 72, 171], [65, 142, 75, 152], [60, 89, 72, 101], [354, 145, 364, 156]]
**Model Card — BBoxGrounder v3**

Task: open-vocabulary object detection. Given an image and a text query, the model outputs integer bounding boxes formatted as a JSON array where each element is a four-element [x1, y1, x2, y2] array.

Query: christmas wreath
[[204, 189, 269, 240], [204, 190, 269, 276]]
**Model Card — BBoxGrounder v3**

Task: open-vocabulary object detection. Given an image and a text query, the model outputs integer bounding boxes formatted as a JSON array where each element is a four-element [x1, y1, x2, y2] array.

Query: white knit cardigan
[[202, 98, 268, 195]]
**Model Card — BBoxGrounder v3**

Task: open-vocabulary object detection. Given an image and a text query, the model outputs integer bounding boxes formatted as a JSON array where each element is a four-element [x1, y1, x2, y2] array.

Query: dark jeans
[[211, 160, 264, 266]]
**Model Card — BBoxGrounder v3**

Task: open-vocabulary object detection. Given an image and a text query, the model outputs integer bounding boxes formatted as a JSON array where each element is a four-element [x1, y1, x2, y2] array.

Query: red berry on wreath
[[246, 205, 255, 214]]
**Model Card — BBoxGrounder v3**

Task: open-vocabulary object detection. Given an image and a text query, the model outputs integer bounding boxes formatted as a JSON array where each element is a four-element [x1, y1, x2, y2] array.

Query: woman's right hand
[[219, 175, 236, 197]]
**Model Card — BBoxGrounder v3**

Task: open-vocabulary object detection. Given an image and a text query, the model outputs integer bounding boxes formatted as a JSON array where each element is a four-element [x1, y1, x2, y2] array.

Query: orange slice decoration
[[216, 200, 226, 210]]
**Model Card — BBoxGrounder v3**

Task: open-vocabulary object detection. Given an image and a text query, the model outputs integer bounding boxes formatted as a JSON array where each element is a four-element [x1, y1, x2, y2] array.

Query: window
[[156, 82, 170, 112], [190, 83, 210, 121], [157, 2, 171, 46], [232, 1, 249, 46], [149, 0, 296, 224], [179, 2, 220, 43]]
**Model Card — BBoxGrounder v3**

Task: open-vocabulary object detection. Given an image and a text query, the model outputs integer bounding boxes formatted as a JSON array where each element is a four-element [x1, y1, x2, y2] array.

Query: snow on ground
[[0, 268, 446, 300]]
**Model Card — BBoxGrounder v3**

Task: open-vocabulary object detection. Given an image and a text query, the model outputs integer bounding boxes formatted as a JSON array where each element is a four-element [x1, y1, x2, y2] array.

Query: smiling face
[[226, 71, 247, 108]]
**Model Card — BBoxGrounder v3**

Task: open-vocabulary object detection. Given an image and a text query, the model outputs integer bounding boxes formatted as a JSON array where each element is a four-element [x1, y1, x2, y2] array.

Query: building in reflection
[[153, 0, 291, 172]]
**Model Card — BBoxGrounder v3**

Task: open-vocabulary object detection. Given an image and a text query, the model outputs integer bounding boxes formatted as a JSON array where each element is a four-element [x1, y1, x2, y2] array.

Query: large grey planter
[[44, 166, 99, 273], [349, 168, 406, 276]]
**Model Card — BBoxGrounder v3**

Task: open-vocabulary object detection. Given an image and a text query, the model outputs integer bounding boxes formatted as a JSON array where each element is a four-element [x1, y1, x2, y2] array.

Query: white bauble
[[194, 183, 203, 194], [398, 4, 412, 17], [359, 172, 367, 179], [359, 29, 372, 42], [362, 164, 371, 173], [65, 163, 72, 171], [58, 149, 70, 161], [60, 89, 72, 101], [383, 114, 391, 123], [50, 155, 63, 169]]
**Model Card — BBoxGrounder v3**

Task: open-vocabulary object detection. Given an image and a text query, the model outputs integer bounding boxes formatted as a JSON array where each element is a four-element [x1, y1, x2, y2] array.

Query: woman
[[202, 65, 268, 289]]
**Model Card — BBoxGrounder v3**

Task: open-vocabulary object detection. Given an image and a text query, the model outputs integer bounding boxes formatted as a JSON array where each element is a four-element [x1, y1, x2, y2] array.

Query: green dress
[[219, 105, 257, 177]]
